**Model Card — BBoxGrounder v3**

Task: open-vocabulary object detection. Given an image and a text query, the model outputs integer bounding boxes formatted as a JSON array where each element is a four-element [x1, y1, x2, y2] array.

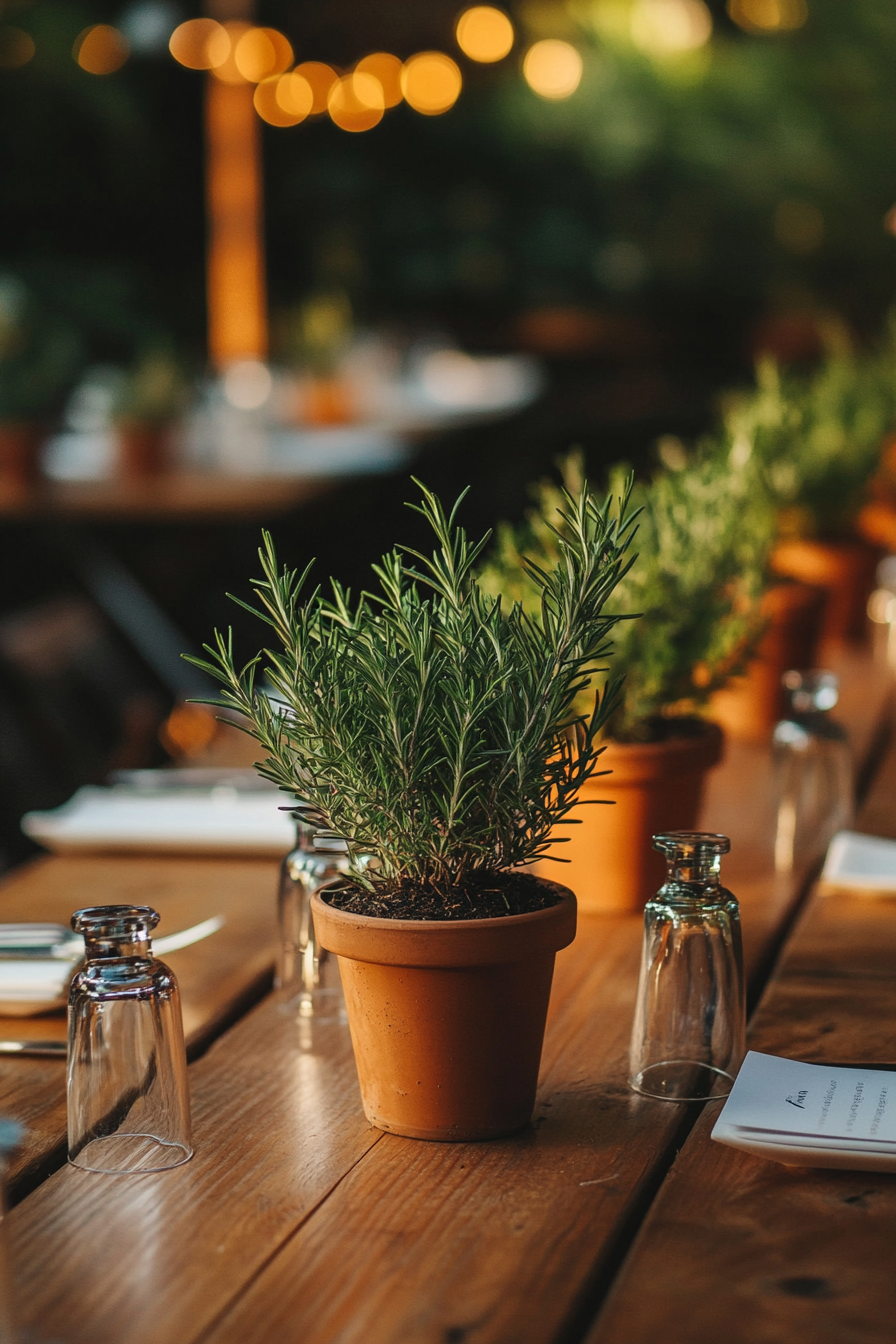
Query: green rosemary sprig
[[188, 479, 639, 892]]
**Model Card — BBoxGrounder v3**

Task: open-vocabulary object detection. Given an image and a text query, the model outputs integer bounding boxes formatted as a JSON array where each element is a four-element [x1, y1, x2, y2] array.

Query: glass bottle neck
[[664, 854, 722, 886], [83, 934, 152, 961]]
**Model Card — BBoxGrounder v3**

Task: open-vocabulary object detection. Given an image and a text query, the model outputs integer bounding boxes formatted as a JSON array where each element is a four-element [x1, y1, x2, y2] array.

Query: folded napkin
[[23, 782, 295, 857], [821, 830, 896, 892], [712, 1051, 896, 1172]]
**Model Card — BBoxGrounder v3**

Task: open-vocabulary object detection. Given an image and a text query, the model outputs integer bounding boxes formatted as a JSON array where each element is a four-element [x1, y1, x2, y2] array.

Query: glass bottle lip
[[71, 905, 160, 943], [652, 831, 730, 858]]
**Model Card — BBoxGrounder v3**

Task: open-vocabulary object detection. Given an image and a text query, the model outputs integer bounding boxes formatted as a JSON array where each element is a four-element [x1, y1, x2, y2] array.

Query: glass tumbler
[[277, 821, 353, 1019], [67, 905, 192, 1174], [630, 832, 745, 1101], [772, 670, 853, 874]]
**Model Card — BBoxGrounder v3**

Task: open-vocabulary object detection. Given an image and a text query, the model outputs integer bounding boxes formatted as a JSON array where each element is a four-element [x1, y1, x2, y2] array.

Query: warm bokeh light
[[355, 53, 403, 107], [234, 27, 293, 83], [254, 76, 305, 126], [401, 52, 463, 115], [0, 26, 35, 68], [276, 71, 315, 118], [294, 62, 339, 114], [630, 0, 713, 54], [522, 39, 582, 99], [160, 703, 219, 759], [168, 17, 229, 70], [74, 24, 129, 75], [727, 0, 808, 32], [209, 21, 252, 85], [328, 72, 385, 132], [455, 7, 514, 63]]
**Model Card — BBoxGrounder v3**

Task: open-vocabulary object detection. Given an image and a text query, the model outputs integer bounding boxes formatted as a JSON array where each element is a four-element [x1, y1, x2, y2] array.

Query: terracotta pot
[[708, 581, 826, 743], [858, 500, 896, 553], [311, 880, 576, 1142], [531, 720, 723, 914], [0, 422, 45, 489], [115, 421, 172, 478], [771, 538, 879, 644]]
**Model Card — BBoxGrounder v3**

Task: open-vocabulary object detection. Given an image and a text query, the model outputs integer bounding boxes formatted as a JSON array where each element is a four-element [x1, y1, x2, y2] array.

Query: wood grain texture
[[0, 854, 279, 1187], [8, 991, 379, 1344], [586, 680, 896, 1344], [6, 649, 892, 1344]]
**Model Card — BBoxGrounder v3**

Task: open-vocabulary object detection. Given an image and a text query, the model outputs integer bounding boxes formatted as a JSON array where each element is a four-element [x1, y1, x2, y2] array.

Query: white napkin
[[821, 830, 896, 892], [23, 784, 295, 857], [712, 1051, 896, 1172]]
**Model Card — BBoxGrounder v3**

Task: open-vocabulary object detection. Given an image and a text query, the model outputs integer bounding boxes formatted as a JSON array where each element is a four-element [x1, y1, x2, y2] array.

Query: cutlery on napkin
[[0, 915, 225, 1017]]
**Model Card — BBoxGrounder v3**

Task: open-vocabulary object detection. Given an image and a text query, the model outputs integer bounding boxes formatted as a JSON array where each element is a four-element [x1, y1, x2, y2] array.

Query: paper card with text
[[714, 1052, 896, 1147]]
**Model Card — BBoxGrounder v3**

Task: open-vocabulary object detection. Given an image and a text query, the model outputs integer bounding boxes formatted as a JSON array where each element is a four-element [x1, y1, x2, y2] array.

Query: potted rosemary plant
[[727, 348, 896, 643], [479, 449, 773, 910], [192, 481, 638, 1140], [112, 348, 190, 478]]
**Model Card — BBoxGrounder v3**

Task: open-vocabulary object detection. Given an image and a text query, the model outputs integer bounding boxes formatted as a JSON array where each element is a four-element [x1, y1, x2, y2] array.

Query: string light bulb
[[74, 24, 129, 74], [455, 7, 514, 63], [169, 18, 228, 70], [401, 51, 462, 115], [355, 53, 403, 107], [522, 39, 582, 99]]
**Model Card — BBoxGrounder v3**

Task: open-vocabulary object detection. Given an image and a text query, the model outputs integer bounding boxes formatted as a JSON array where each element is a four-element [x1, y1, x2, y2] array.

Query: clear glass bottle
[[67, 905, 192, 1174], [277, 820, 351, 1020], [630, 832, 745, 1101], [772, 670, 853, 874]]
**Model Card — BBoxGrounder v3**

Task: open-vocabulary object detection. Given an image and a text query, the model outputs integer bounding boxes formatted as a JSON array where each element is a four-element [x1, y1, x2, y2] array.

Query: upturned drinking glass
[[772, 671, 853, 874], [277, 820, 353, 1020], [67, 905, 192, 1174], [630, 833, 745, 1101]]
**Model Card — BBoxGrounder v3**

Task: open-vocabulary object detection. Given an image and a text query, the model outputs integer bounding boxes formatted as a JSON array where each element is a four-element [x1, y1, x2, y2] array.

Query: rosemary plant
[[479, 448, 773, 741], [724, 343, 896, 539], [190, 481, 638, 894]]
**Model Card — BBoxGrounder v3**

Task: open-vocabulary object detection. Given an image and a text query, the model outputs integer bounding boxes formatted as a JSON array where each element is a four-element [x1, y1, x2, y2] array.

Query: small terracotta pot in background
[[114, 420, 172, 478], [312, 880, 576, 1142], [531, 720, 723, 914], [771, 538, 880, 644], [0, 421, 45, 490], [708, 581, 826, 743]]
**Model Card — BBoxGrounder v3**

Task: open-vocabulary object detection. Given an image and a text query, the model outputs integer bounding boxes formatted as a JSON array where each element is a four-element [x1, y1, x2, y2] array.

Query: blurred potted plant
[[479, 448, 773, 910], [191, 481, 638, 1140], [0, 274, 81, 490], [281, 291, 355, 426], [729, 346, 896, 643], [112, 348, 190, 478]]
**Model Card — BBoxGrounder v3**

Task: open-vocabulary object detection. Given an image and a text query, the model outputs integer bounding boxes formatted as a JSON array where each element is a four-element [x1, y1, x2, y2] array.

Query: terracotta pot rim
[[583, 718, 723, 786], [312, 877, 576, 967]]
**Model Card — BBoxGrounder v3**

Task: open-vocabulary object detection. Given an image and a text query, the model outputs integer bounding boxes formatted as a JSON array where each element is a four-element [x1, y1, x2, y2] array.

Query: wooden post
[[203, 0, 267, 367]]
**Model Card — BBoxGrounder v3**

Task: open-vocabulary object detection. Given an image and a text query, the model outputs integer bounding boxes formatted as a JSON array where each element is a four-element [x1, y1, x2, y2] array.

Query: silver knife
[[0, 1040, 67, 1057]]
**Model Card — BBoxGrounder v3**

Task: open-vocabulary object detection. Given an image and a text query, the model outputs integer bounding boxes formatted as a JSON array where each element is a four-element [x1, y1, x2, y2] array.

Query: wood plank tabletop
[[0, 472, 331, 521], [0, 854, 279, 1190], [585, 701, 896, 1344], [5, 645, 891, 1344]]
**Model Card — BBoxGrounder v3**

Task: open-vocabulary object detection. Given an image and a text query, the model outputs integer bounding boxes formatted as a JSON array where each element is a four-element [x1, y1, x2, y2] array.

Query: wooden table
[[0, 473, 332, 522], [3, 646, 894, 1344]]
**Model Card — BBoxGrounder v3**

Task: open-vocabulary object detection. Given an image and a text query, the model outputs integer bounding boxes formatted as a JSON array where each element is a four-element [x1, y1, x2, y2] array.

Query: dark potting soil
[[321, 870, 563, 921]]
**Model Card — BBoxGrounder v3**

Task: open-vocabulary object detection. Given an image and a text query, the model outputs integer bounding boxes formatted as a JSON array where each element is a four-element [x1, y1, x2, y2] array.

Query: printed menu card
[[712, 1051, 896, 1171]]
